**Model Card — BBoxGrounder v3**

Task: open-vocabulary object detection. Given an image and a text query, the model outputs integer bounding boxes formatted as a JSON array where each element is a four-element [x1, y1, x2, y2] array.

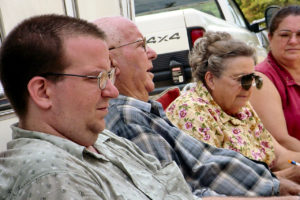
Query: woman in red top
[[251, 5, 300, 151]]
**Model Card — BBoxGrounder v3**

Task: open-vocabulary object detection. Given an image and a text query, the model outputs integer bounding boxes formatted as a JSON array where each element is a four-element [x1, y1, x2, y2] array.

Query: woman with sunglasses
[[250, 5, 300, 152], [166, 31, 300, 171]]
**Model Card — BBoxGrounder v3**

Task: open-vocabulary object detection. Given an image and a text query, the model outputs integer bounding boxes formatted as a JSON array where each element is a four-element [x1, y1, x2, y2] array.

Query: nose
[[101, 79, 119, 98], [288, 33, 299, 44], [147, 46, 157, 60]]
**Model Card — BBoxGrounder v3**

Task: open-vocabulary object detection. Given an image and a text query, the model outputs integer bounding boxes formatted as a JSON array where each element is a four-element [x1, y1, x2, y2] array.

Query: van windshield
[[135, 0, 222, 19]]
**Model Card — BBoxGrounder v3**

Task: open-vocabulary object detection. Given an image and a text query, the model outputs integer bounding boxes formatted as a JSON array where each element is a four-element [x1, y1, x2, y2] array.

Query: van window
[[135, 0, 222, 19], [226, 0, 247, 28]]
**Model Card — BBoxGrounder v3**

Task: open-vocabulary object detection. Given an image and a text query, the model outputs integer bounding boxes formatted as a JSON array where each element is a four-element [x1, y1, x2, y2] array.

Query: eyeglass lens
[[98, 68, 116, 90], [240, 74, 263, 90], [142, 38, 147, 51], [277, 31, 300, 42]]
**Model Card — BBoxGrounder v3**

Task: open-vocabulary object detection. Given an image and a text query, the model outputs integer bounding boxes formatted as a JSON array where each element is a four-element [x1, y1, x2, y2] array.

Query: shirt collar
[[110, 94, 165, 116], [194, 82, 245, 126], [268, 52, 298, 86], [110, 95, 151, 112]]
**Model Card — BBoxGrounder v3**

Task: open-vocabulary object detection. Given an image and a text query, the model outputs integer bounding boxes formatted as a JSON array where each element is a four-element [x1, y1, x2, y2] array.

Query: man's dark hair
[[0, 14, 106, 118]]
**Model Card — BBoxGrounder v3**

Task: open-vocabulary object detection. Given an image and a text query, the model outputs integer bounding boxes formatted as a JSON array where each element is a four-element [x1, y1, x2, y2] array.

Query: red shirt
[[255, 53, 300, 140]]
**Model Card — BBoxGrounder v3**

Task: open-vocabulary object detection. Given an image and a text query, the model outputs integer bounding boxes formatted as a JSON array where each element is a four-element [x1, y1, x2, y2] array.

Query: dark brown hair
[[0, 14, 106, 118], [269, 5, 300, 36]]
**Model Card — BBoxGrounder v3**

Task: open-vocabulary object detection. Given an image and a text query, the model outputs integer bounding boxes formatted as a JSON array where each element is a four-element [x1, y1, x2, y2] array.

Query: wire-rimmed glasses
[[41, 67, 116, 90]]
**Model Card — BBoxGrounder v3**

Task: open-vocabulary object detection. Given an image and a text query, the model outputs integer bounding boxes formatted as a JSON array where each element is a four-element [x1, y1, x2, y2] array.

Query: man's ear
[[27, 76, 52, 110], [109, 56, 120, 76], [204, 71, 215, 90]]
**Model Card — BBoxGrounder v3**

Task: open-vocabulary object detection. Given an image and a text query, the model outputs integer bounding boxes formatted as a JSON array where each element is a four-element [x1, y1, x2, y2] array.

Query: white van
[[134, 0, 268, 94]]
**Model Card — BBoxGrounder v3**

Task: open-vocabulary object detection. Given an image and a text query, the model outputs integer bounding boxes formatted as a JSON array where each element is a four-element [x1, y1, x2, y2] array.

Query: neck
[[19, 108, 68, 141], [20, 118, 66, 140], [279, 59, 300, 83], [120, 89, 149, 102], [87, 145, 100, 154]]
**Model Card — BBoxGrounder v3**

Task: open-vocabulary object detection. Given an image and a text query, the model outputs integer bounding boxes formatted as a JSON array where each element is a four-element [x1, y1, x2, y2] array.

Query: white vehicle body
[[134, 0, 268, 94], [0, 0, 134, 151]]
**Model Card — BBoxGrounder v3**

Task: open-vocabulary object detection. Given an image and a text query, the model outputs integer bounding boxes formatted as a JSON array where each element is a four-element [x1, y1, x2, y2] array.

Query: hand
[[277, 176, 300, 196], [274, 166, 300, 184]]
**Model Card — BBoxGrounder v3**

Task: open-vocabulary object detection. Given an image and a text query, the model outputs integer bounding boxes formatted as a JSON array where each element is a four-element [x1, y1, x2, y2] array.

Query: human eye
[[87, 76, 98, 82], [142, 39, 147, 47], [279, 32, 291, 38], [279, 33, 289, 37], [137, 40, 144, 48], [139, 39, 147, 51]]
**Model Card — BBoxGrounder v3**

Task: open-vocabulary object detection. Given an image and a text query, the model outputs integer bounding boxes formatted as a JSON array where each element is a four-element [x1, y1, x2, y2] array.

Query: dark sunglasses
[[235, 73, 263, 90]]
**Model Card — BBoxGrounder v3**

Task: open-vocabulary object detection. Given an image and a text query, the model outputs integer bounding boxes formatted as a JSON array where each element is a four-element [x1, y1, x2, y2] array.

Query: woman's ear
[[27, 76, 52, 110], [204, 71, 215, 90], [268, 32, 272, 41]]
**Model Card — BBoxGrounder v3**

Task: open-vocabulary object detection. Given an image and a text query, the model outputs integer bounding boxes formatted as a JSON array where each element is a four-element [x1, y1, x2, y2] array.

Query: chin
[[89, 121, 105, 135], [146, 81, 155, 93], [227, 105, 244, 115]]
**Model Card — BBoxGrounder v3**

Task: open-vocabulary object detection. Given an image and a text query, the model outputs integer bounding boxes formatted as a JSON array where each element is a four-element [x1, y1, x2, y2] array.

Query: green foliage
[[237, 0, 300, 23]]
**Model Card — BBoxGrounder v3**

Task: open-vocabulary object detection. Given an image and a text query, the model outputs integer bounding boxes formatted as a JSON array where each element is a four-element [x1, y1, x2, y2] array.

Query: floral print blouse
[[166, 82, 275, 167]]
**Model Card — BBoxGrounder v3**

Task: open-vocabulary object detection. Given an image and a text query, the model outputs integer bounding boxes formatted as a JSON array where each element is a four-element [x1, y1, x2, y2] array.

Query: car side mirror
[[265, 5, 281, 29], [249, 18, 265, 33]]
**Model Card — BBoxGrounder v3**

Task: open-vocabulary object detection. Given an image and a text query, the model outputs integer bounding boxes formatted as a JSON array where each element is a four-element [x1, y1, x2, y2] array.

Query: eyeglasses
[[109, 37, 147, 51], [41, 67, 116, 90], [275, 30, 300, 43], [232, 73, 263, 90]]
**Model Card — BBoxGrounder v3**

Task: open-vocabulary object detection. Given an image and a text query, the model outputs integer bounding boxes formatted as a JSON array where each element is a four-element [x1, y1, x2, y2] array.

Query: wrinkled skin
[[276, 169, 300, 196]]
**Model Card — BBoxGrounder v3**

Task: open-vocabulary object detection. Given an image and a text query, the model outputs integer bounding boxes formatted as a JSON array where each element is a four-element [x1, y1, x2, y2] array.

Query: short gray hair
[[189, 31, 256, 84]]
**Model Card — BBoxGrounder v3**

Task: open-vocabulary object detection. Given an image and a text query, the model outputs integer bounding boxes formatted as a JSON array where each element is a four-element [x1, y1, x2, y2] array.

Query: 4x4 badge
[[147, 32, 180, 44]]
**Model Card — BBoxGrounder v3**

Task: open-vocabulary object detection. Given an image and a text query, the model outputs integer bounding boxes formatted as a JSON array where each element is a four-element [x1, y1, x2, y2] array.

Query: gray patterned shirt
[[105, 95, 280, 197], [0, 124, 200, 200]]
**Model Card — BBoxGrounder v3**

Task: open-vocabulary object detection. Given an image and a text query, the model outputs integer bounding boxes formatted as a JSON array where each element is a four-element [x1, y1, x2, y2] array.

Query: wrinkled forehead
[[117, 21, 142, 43]]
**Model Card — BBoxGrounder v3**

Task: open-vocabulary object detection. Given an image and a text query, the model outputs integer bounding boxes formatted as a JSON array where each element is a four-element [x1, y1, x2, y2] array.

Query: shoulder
[[252, 71, 283, 102], [108, 96, 150, 120], [255, 54, 281, 83], [6, 138, 82, 173], [167, 86, 211, 116], [255, 58, 272, 72], [0, 139, 85, 198], [106, 100, 157, 139]]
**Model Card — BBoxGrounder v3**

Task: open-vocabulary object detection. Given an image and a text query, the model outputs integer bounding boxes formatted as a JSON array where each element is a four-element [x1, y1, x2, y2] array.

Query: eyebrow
[[278, 29, 300, 32], [82, 69, 107, 76]]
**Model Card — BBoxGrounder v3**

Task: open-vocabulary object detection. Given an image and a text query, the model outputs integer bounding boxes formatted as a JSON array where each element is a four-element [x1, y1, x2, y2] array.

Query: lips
[[237, 94, 250, 98], [98, 107, 108, 110], [286, 48, 300, 51], [237, 96, 249, 100], [97, 104, 109, 111], [147, 71, 154, 79]]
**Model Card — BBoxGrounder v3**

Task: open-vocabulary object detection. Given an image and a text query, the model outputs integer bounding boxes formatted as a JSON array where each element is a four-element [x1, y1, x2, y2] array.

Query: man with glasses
[[0, 14, 207, 199], [95, 16, 300, 198]]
